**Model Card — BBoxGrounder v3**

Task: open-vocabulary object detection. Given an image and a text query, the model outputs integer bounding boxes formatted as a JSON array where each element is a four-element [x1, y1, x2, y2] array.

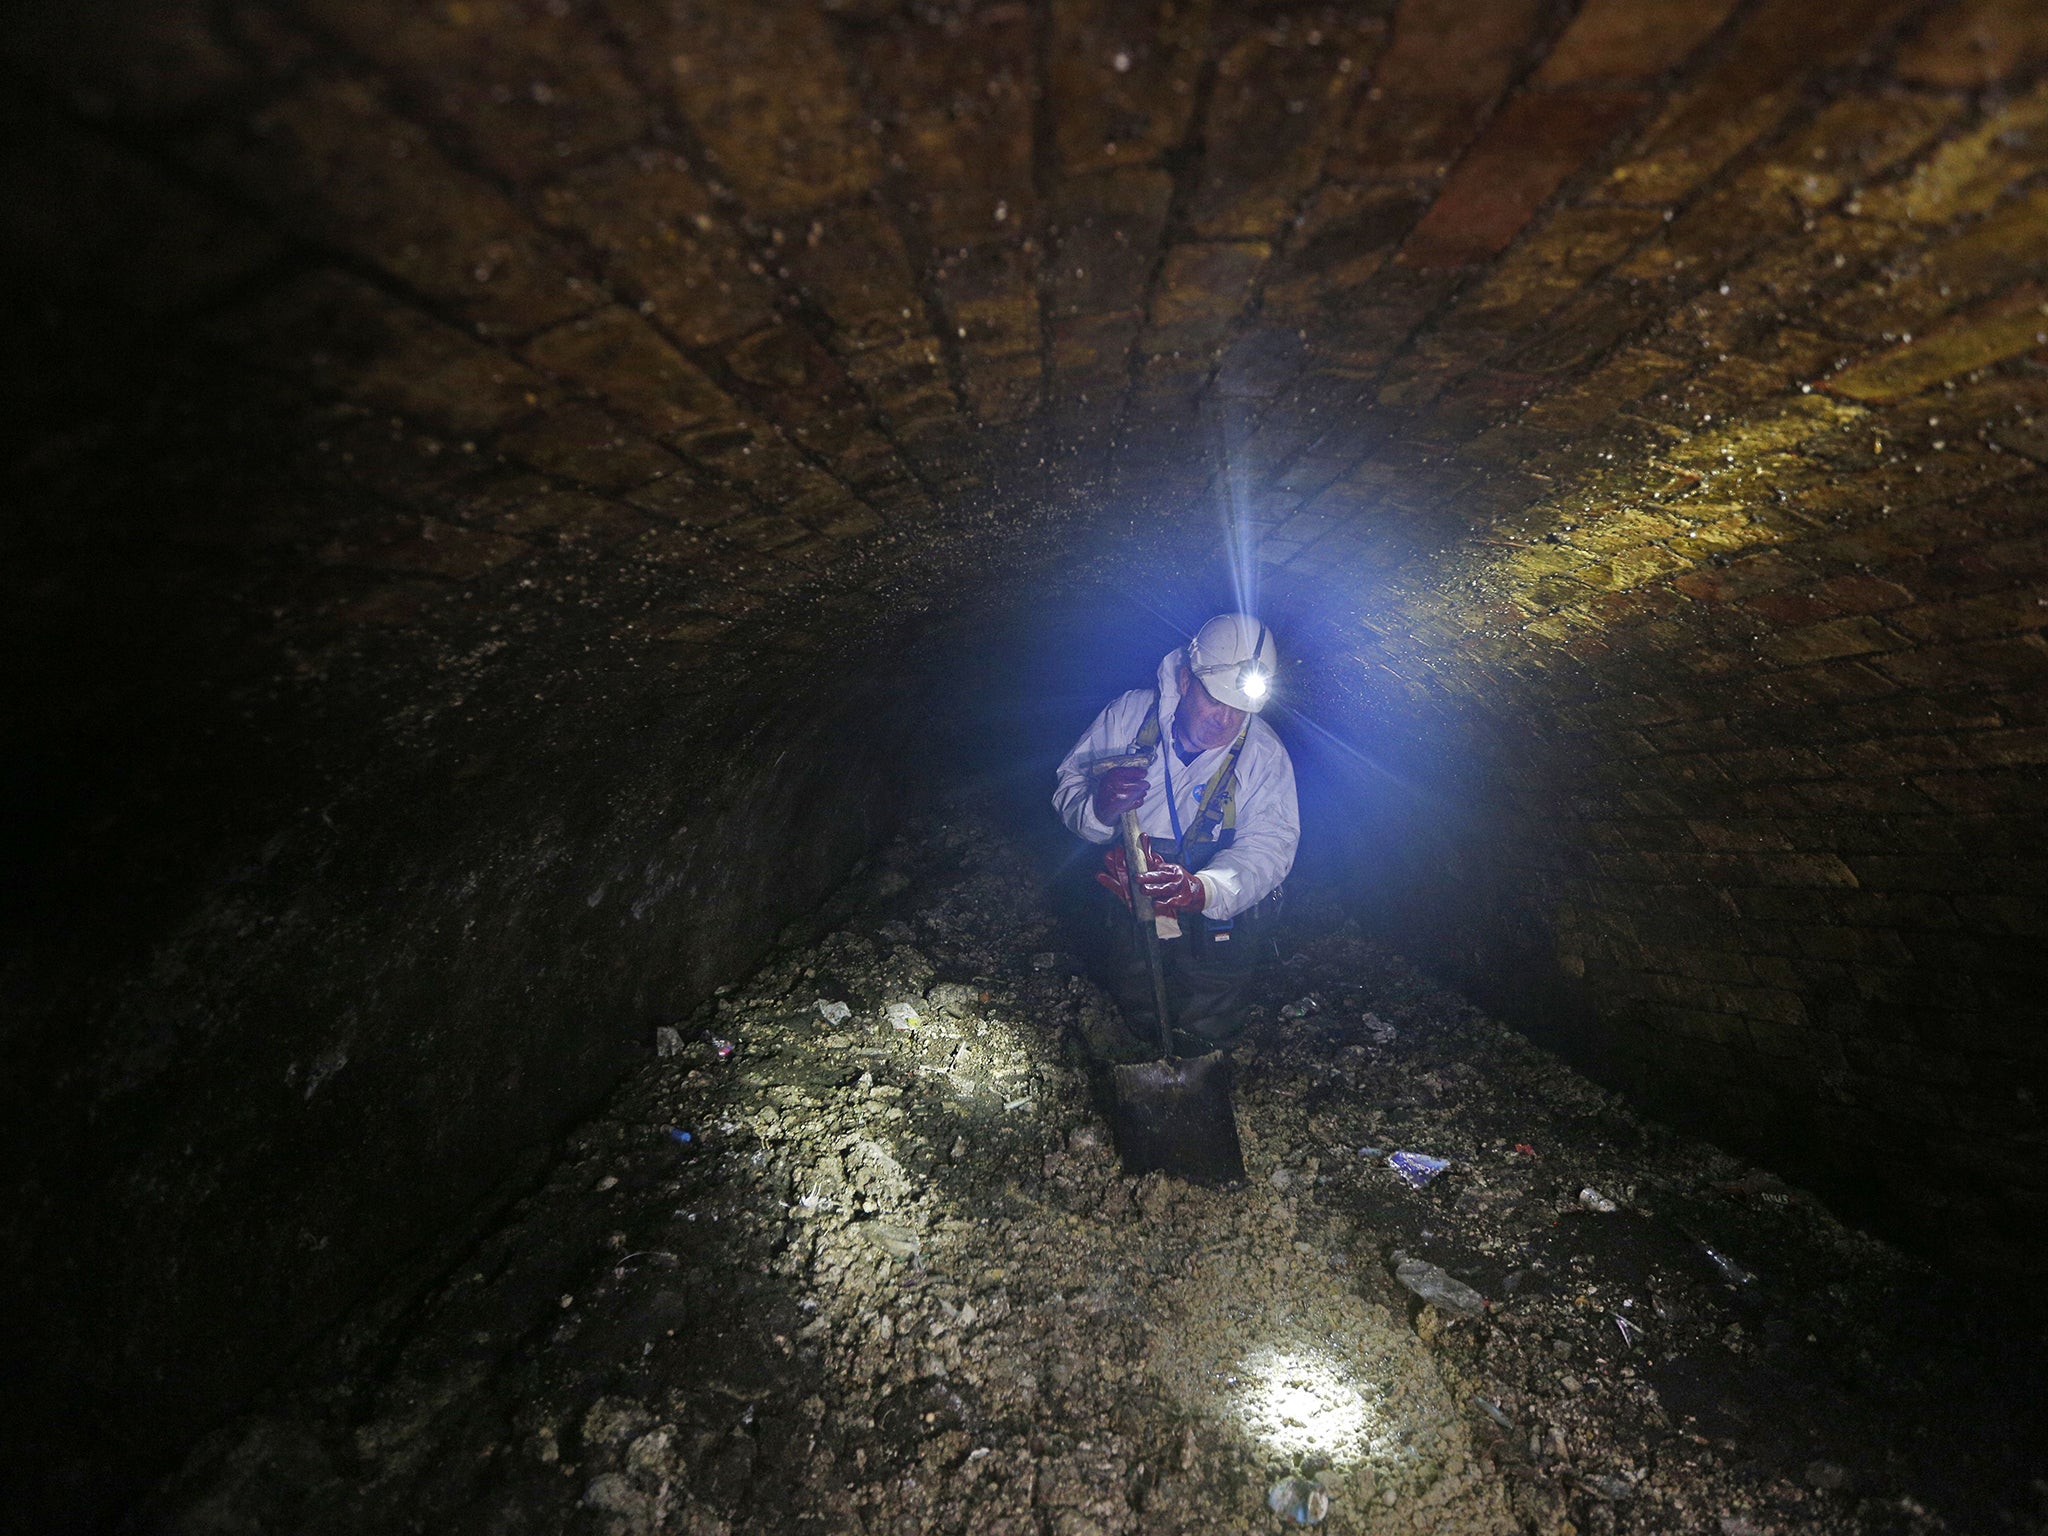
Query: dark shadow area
[[2, 611, 958, 1530]]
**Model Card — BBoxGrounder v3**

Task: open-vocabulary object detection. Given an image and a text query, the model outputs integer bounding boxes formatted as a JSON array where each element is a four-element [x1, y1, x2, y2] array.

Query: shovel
[[1106, 803, 1245, 1185]]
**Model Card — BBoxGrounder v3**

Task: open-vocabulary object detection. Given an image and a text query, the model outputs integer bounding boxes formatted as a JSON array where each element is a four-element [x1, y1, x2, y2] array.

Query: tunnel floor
[[136, 802, 2044, 1536]]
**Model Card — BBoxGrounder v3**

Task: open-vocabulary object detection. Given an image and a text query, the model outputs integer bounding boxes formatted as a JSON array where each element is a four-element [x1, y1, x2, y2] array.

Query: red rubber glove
[[1140, 859, 1207, 914], [1091, 765, 1149, 823], [1093, 836, 1149, 908]]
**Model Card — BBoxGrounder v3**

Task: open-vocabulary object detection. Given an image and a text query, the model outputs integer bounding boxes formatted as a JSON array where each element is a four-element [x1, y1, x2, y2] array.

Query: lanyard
[[1159, 713, 1248, 857], [1161, 741, 1187, 850]]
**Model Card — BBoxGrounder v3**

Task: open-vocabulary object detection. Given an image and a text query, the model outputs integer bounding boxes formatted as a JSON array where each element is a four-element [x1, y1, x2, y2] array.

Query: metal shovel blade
[[1110, 1050, 1244, 1184]]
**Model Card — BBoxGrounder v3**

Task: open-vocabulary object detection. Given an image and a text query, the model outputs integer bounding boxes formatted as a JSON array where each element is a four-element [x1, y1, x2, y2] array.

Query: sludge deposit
[[139, 801, 2034, 1536]]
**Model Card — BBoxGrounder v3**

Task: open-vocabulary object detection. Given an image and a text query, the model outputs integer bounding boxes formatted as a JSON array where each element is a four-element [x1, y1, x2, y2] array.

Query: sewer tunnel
[[3, 0, 2046, 1529]]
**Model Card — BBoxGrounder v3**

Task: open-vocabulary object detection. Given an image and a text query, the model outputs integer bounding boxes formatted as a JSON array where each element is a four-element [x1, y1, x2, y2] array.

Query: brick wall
[[1419, 456, 2048, 1265]]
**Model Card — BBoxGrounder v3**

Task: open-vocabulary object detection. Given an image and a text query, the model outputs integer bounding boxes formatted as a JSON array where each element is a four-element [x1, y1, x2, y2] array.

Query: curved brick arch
[[4, 0, 2045, 1520]]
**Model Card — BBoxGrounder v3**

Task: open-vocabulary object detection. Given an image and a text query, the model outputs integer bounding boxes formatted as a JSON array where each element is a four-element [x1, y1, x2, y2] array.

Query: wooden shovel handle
[[1118, 809, 1176, 1059], [1118, 810, 1155, 922]]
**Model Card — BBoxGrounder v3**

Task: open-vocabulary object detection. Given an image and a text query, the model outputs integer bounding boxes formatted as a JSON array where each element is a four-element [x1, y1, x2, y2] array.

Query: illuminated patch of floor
[[1141, 1181, 1514, 1533], [1233, 1344, 1382, 1465]]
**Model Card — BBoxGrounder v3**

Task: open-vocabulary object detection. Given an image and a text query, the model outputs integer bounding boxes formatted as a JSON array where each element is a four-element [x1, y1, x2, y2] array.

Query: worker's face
[[1174, 663, 1246, 751]]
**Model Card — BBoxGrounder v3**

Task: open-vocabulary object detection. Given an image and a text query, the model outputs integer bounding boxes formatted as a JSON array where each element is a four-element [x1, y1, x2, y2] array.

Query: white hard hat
[[1187, 612, 1277, 712]]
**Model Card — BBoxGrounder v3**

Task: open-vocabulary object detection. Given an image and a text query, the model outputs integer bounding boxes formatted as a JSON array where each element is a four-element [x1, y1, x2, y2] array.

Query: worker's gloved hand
[[1139, 859, 1206, 914], [1093, 836, 1148, 907], [1091, 765, 1149, 823]]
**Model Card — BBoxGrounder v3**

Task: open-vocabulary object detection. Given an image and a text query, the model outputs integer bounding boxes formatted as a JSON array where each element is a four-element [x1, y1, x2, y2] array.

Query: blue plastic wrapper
[[1389, 1151, 1451, 1187]]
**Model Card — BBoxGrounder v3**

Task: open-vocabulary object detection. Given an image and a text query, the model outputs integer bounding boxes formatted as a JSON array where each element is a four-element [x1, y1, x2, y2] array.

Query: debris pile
[[140, 804, 2043, 1535]]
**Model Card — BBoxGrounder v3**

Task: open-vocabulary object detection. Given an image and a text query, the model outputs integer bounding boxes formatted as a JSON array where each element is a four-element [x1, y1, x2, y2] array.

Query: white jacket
[[1053, 648, 1299, 922]]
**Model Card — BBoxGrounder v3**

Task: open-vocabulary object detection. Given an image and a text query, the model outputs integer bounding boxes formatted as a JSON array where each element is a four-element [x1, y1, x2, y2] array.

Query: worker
[[1053, 613, 1299, 1056]]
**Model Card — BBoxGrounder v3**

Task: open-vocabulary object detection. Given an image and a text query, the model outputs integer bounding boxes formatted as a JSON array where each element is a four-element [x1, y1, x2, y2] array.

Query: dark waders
[[1101, 890, 1262, 1054]]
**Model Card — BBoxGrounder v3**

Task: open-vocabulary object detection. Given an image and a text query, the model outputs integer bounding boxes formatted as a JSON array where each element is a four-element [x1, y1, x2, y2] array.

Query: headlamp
[[1191, 620, 1273, 707]]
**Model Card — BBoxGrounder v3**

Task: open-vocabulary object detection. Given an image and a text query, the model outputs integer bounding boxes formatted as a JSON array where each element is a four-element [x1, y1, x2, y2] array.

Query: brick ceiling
[[9, 0, 2045, 699]]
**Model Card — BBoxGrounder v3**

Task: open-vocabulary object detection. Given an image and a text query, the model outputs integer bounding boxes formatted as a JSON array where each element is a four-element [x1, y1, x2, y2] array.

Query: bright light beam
[[1232, 1346, 1381, 1464], [1266, 701, 1441, 808], [1205, 399, 1262, 622], [1121, 590, 1197, 644]]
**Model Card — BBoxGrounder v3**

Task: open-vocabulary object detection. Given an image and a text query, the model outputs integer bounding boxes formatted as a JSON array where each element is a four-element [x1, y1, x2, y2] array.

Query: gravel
[[135, 800, 2044, 1536]]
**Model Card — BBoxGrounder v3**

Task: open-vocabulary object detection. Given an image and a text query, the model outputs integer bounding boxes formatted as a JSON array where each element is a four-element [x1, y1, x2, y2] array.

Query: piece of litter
[[1613, 1312, 1643, 1347], [862, 1223, 920, 1260], [1389, 1151, 1452, 1187], [1267, 1474, 1330, 1525], [1514, 1143, 1537, 1158], [613, 1250, 678, 1272], [1579, 1186, 1618, 1213], [594, 1175, 618, 1192], [1395, 1257, 1487, 1318], [815, 999, 851, 1025], [654, 1025, 683, 1058], [1358, 1146, 1384, 1158], [884, 1002, 921, 1030], [711, 1037, 735, 1060], [1715, 1170, 1799, 1202], [1475, 1395, 1515, 1430], [1697, 1239, 1756, 1286], [1279, 995, 1321, 1020], [1004, 1097, 1035, 1112], [666, 1128, 694, 1146], [928, 982, 980, 1016]]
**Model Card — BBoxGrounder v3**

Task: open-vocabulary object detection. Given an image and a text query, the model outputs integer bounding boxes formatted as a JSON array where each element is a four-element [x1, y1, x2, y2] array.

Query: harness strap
[[1133, 694, 1247, 860]]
